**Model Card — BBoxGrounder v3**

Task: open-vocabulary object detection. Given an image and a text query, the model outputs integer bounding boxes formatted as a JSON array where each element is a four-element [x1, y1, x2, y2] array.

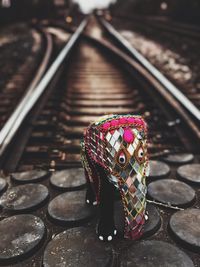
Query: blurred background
[[0, 0, 200, 25]]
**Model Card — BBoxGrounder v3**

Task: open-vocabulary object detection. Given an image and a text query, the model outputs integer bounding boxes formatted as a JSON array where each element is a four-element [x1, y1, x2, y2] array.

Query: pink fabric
[[102, 117, 146, 132]]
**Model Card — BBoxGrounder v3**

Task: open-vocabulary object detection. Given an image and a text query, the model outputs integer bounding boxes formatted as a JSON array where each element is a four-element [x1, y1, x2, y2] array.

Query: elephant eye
[[135, 146, 145, 164], [138, 148, 144, 158], [117, 151, 127, 167]]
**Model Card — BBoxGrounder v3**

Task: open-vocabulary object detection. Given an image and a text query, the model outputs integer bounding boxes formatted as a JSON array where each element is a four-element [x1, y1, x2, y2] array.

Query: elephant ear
[[83, 125, 108, 171]]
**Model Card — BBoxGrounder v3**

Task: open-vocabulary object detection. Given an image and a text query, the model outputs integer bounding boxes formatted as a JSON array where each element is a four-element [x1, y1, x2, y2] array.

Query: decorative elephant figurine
[[81, 114, 149, 241]]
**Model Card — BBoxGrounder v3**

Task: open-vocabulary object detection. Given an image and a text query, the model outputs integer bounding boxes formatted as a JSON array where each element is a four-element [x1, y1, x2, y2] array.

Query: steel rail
[[0, 18, 88, 156], [0, 31, 53, 155], [101, 19, 200, 122]]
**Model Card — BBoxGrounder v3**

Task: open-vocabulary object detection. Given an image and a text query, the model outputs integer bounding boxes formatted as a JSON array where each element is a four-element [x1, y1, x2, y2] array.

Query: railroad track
[[0, 26, 53, 131], [109, 16, 200, 114], [0, 17, 199, 266]]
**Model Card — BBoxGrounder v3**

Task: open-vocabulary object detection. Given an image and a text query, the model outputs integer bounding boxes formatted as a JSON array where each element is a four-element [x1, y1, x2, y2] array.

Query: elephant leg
[[86, 181, 97, 206], [82, 167, 97, 206], [97, 168, 117, 241]]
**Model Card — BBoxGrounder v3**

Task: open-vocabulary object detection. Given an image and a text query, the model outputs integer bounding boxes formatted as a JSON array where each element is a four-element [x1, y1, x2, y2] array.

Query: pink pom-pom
[[102, 122, 110, 130], [127, 117, 135, 124], [119, 117, 127, 124], [138, 119, 144, 126], [123, 128, 135, 143], [135, 118, 143, 125], [111, 119, 119, 127]]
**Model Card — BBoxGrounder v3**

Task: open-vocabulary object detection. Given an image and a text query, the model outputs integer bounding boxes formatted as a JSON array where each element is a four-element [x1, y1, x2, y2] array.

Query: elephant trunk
[[118, 176, 147, 240]]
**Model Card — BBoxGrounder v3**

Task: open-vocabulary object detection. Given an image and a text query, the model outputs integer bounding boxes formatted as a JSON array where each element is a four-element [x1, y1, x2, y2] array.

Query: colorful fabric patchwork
[[81, 114, 149, 240]]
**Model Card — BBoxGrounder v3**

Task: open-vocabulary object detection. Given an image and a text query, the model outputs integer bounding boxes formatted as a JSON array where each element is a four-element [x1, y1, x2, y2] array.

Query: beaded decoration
[[81, 114, 149, 240]]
